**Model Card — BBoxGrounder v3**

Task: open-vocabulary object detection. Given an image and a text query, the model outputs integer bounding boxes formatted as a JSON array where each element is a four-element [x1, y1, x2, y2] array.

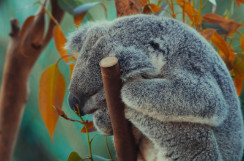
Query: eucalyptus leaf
[[74, 2, 101, 16], [67, 152, 83, 161], [58, 0, 83, 15]]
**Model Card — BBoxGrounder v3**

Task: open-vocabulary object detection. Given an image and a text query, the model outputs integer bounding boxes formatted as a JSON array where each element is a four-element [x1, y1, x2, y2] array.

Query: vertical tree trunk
[[0, 1, 64, 160]]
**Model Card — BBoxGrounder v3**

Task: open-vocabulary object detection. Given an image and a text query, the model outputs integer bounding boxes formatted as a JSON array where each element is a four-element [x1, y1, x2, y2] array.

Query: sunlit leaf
[[211, 31, 235, 65], [148, 4, 162, 13], [39, 64, 66, 139], [233, 76, 244, 96], [53, 25, 69, 63], [200, 28, 216, 41], [80, 121, 96, 133], [203, 13, 244, 35], [67, 152, 83, 161], [233, 54, 244, 79], [176, 0, 201, 25], [74, 13, 86, 28], [241, 35, 244, 53]]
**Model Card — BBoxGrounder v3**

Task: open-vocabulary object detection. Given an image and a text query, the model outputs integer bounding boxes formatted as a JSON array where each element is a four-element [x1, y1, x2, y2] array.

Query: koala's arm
[[121, 71, 228, 126]]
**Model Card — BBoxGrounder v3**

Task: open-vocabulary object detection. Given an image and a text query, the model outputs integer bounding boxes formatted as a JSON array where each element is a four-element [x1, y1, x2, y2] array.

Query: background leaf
[[233, 54, 244, 79], [73, 2, 101, 16], [80, 121, 96, 133], [74, 13, 86, 28], [67, 152, 83, 161], [53, 25, 69, 63], [241, 35, 244, 53], [148, 4, 162, 13], [58, 0, 82, 15], [39, 64, 66, 139]]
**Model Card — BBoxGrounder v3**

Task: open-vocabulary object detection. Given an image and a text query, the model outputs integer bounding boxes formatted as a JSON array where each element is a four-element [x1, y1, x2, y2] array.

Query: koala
[[66, 14, 244, 161]]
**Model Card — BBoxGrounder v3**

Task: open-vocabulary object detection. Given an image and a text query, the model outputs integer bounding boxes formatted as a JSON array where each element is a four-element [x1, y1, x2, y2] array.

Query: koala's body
[[66, 14, 244, 161]]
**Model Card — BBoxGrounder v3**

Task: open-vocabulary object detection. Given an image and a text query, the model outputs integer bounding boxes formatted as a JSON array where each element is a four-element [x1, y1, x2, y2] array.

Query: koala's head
[[66, 14, 193, 116]]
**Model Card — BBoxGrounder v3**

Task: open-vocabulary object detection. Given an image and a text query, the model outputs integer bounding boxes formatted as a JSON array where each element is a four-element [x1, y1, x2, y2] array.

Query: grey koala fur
[[66, 14, 244, 161]]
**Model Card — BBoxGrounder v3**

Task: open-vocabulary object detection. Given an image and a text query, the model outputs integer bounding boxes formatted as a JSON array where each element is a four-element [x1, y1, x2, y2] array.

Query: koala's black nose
[[68, 93, 85, 116]]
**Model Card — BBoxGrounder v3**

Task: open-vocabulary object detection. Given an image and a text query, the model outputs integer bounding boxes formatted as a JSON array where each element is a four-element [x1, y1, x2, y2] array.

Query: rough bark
[[100, 57, 137, 161], [0, 1, 64, 160]]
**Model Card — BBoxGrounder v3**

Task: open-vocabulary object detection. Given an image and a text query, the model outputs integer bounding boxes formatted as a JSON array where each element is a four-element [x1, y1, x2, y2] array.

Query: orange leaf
[[241, 35, 244, 53], [203, 13, 244, 35], [74, 13, 86, 28], [148, 4, 162, 13], [200, 28, 216, 41], [233, 54, 244, 79], [80, 121, 96, 133], [211, 32, 235, 65], [141, 0, 148, 6], [39, 64, 66, 139], [233, 76, 244, 96], [69, 63, 75, 78], [176, 0, 201, 25], [53, 25, 69, 63], [235, 0, 244, 6]]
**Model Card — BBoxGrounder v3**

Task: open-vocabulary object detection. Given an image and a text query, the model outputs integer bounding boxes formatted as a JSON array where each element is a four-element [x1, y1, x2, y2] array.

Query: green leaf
[[58, 0, 83, 15], [74, 2, 101, 16], [67, 152, 83, 161]]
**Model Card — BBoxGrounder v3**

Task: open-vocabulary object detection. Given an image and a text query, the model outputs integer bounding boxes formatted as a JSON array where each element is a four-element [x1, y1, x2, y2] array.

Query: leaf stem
[[105, 136, 113, 160]]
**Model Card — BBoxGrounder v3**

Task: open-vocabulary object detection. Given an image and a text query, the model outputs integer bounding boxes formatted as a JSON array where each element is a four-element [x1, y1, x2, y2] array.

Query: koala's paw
[[93, 108, 113, 135]]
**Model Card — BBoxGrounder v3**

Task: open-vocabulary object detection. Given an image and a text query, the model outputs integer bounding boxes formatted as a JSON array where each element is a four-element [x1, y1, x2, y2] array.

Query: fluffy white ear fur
[[67, 14, 244, 161]]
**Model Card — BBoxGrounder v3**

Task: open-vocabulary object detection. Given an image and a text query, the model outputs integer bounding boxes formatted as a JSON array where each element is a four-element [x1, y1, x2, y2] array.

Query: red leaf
[[74, 13, 86, 28], [176, 0, 201, 25], [53, 25, 69, 63], [233, 54, 244, 79], [233, 76, 244, 96], [200, 28, 216, 41], [211, 31, 235, 65], [148, 4, 162, 13], [203, 13, 244, 35], [241, 35, 244, 53], [235, 0, 244, 6], [80, 121, 96, 133]]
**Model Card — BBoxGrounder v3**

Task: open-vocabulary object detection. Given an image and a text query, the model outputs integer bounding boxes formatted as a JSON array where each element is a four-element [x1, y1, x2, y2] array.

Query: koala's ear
[[65, 26, 88, 53]]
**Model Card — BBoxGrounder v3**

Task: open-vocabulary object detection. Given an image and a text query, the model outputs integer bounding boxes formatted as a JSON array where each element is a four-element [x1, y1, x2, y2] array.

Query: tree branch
[[0, 0, 64, 160], [100, 57, 137, 161]]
